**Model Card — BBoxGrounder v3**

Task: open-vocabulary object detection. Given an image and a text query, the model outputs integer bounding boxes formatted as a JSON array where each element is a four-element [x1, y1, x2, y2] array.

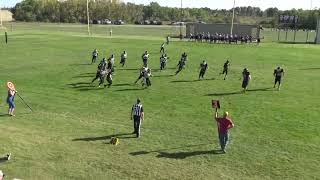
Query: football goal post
[[0, 25, 8, 44]]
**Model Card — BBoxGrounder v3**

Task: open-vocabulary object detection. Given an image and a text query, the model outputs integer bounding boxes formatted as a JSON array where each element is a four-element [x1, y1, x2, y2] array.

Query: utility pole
[[0, 6, 3, 27], [87, 0, 90, 35], [230, 0, 236, 35], [306, 0, 313, 42], [180, 0, 183, 39]]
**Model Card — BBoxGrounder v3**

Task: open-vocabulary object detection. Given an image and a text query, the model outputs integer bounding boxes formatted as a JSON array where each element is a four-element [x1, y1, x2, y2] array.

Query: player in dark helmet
[[109, 54, 115, 67], [160, 54, 169, 70], [160, 43, 165, 53], [142, 67, 152, 88], [220, 60, 230, 80], [120, 51, 127, 67], [135, 66, 148, 84], [142, 51, 149, 67], [199, 60, 208, 80], [181, 52, 188, 62], [91, 49, 99, 64], [273, 66, 285, 90], [175, 52, 188, 75], [104, 69, 113, 88], [241, 68, 251, 92], [91, 58, 107, 84]]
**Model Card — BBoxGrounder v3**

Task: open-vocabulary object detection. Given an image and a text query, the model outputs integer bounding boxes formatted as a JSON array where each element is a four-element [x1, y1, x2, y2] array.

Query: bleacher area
[[187, 32, 260, 44]]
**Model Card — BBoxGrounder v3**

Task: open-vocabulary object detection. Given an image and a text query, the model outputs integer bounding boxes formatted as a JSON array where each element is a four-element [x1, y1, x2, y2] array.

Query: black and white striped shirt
[[132, 103, 144, 116]]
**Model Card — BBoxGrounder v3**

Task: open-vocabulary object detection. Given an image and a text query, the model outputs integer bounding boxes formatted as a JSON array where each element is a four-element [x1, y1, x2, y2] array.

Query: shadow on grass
[[116, 68, 140, 71], [152, 74, 175, 78], [171, 78, 215, 83], [166, 67, 176, 70], [67, 82, 91, 86], [78, 87, 105, 91], [206, 87, 272, 96], [73, 133, 135, 142], [79, 72, 95, 75], [247, 87, 272, 92], [299, 67, 320, 70], [115, 88, 144, 92], [69, 63, 92, 66], [72, 75, 94, 78], [0, 114, 9, 117], [0, 156, 9, 163], [130, 143, 216, 157], [206, 91, 242, 96], [112, 83, 132, 87], [72, 85, 94, 89], [67, 82, 94, 89], [156, 150, 224, 159]]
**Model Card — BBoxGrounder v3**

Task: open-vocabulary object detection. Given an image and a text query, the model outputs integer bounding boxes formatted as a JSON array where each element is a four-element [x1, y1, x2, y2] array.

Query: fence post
[[285, 29, 288, 41]]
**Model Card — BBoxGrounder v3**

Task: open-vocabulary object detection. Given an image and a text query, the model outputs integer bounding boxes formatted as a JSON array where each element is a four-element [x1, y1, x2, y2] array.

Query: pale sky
[[1, 0, 320, 10]]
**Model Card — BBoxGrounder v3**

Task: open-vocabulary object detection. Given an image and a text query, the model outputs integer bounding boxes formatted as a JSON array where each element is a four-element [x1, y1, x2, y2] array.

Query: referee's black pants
[[133, 115, 141, 137], [143, 59, 148, 67], [146, 78, 151, 87], [135, 74, 143, 83], [91, 71, 100, 83], [160, 47, 164, 53], [199, 70, 206, 79], [92, 56, 97, 63]]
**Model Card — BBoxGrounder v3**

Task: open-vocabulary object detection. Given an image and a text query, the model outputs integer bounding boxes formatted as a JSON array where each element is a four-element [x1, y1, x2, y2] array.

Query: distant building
[[0, 10, 14, 22]]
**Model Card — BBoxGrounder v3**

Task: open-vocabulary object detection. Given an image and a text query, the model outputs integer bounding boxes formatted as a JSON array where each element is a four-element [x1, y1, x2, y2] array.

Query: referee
[[131, 99, 144, 138]]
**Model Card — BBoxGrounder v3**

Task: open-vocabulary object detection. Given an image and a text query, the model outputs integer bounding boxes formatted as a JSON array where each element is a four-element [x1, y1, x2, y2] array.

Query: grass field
[[3, 22, 317, 42], [0, 23, 319, 180]]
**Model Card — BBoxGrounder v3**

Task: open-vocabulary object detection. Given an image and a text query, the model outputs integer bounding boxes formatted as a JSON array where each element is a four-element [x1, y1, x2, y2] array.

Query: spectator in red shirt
[[215, 110, 234, 153]]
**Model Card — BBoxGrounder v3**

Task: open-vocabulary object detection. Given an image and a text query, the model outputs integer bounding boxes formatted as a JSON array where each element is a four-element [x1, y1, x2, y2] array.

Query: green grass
[[0, 23, 319, 180]]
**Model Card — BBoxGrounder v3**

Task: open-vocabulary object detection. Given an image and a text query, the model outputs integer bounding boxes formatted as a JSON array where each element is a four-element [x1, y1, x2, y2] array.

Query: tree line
[[10, 0, 320, 29]]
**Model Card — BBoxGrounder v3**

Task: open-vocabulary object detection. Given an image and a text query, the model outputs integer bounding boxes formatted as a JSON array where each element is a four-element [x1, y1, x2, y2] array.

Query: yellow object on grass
[[110, 137, 119, 145]]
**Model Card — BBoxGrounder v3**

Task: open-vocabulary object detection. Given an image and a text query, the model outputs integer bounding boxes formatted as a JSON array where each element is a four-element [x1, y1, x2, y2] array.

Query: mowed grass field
[[0, 23, 319, 180]]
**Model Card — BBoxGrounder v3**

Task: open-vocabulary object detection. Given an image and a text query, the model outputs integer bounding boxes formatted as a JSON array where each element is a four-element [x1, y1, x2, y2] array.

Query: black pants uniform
[[91, 71, 100, 83], [99, 74, 106, 86], [275, 76, 282, 85], [135, 73, 143, 83], [199, 70, 206, 79], [143, 59, 148, 67], [106, 74, 113, 88], [222, 68, 228, 75], [160, 47, 165, 53], [120, 58, 126, 67], [146, 78, 151, 87], [160, 61, 166, 70], [92, 55, 97, 63], [242, 80, 249, 89], [175, 65, 184, 75], [133, 115, 141, 137]]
